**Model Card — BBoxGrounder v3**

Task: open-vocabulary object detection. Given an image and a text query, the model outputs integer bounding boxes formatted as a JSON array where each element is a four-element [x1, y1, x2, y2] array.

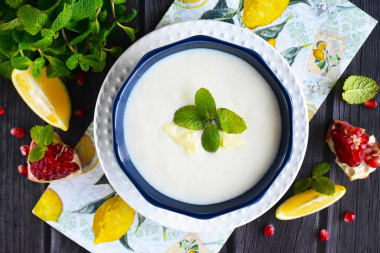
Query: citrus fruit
[[32, 188, 63, 222], [313, 49, 325, 61], [75, 130, 98, 173], [243, 0, 290, 29], [275, 185, 346, 220], [11, 67, 71, 131], [92, 195, 135, 244]]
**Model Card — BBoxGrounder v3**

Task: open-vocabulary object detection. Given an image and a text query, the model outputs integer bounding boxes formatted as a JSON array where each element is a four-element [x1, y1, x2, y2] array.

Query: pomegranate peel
[[27, 132, 82, 183], [326, 120, 380, 181]]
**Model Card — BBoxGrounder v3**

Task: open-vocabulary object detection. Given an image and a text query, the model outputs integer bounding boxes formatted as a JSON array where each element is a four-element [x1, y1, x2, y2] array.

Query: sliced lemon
[[12, 67, 71, 131], [33, 188, 63, 222], [75, 130, 99, 173], [276, 185, 346, 220]]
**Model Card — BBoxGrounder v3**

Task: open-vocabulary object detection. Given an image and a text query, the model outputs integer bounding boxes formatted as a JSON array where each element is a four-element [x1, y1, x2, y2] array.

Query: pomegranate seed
[[20, 145, 30, 156], [344, 211, 356, 223], [319, 229, 330, 242], [368, 157, 380, 168], [0, 106, 5, 116], [10, 127, 25, 138], [18, 165, 28, 175], [74, 108, 86, 118], [364, 99, 377, 109], [77, 73, 85, 86], [264, 224, 275, 237]]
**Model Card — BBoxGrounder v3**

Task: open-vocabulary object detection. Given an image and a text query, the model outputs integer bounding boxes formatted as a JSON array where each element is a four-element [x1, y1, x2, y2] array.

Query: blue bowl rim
[[112, 35, 293, 219]]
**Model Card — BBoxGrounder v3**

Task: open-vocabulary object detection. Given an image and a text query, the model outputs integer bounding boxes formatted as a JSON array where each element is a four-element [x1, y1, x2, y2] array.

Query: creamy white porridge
[[124, 48, 281, 205]]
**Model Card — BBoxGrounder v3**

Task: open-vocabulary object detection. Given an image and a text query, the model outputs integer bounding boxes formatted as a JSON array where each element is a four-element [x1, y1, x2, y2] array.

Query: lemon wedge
[[12, 67, 71, 131], [276, 185, 346, 220]]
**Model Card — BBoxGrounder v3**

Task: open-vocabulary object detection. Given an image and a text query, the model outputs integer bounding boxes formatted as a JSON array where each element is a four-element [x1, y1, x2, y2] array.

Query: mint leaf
[[28, 145, 48, 162], [17, 4, 49, 35], [312, 162, 330, 177], [118, 9, 137, 23], [71, 31, 91, 45], [32, 57, 45, 78], [46, 64, 70, 78], [41, 29, 55, 38], [342, 76, 379, 104], [108, 46, 123, 58], [11, 56, 32, 70], [312, 177, 335, 196], [0, 19, 22, 31], [30, 125, 54, 145], [201, 124, 220, 152], [121, 26, 137, 42], [174, 105, 206, 130], [216, 108, 247, 134], [195, 88, 216, 119], [293, 177, 311, 194], [0, 61, 13, 79], [51, 4, 73, 32], [91, 50, 107, 72], [5, 0, 25, 9], [71, 0, 103, 22], [66, 54, 82, 70], [31, 37, 53, 49]]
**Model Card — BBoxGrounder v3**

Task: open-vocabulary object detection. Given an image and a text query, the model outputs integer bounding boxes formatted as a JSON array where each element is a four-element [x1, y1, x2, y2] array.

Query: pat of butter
[[163, 123, 200, 154], [221, 132, 245, 148]]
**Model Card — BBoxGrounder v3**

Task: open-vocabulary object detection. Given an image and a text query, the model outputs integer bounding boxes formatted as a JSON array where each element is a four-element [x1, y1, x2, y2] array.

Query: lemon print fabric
[[33, 189, 63, 222], [243, 0, 290, 29], [75, 130, 99, 173], [92, 195, 135, 244], [276, 185, 346, 220], [175, 0, 209, 9], [12, 67, 71, 131]]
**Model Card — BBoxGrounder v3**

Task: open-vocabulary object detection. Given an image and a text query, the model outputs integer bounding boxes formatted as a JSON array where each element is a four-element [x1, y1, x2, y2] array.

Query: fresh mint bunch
[[29, 125, 54, 162], [293, 162, 336, 196], [0, 0, 137, 79], [174, 88, 247, 152]]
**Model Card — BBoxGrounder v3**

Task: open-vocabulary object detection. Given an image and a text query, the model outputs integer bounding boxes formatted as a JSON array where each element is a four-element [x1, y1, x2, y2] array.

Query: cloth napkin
[[33, 0, 377, 252]]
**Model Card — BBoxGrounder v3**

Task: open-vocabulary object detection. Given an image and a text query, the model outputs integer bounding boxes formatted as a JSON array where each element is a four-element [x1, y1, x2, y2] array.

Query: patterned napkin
[[33, 0, 377, 252]]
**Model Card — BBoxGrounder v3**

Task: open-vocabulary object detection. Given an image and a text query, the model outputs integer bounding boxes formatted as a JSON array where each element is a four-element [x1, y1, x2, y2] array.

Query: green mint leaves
[[173, 88, 247, 152], [342, 76, 379, 104], [0, 1, 137, 80], [293, 162, 336, 196], [28, 125, 54, 162]]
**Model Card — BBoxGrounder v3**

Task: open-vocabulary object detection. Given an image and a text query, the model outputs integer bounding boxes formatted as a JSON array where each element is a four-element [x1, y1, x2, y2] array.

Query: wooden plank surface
[[0, 0, 379, 252]]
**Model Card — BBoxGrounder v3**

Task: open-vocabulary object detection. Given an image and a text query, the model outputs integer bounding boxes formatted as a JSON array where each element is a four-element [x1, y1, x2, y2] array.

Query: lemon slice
[[12, 67, 71, 131], [276, 185, 346, 220]]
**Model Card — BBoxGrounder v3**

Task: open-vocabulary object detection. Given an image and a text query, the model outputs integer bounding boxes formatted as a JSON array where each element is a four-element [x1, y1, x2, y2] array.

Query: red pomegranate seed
[[20, 145, 30, 156], [10, 127, 25, 138], [264, 224, 275, 237], [319, 229, 330, 242], [368, 157, 380, 168], [77, 73, 85, 86], [74, 108, 86, 118], [344, 211, 356, 223], [18, 165, 28, 175], [0, 106, 5, 116], [364, 99, 377, 109]]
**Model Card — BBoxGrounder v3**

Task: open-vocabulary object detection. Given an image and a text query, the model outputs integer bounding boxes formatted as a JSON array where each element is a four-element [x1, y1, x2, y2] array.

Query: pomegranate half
[[326, 120, 380, 181], [27, 133, 82, 183]]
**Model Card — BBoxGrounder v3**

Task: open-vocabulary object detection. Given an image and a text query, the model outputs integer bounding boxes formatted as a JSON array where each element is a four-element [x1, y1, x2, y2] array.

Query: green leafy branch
[[173, 88, 247, 152], [293, 162, 336, 196], [0, 0, 137, 79]]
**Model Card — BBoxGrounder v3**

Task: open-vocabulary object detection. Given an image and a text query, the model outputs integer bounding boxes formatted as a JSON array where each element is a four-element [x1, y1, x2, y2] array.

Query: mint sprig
[[342, 75, 379, 104], [0, 1, 137, 80], [173, 88, 247, 152], [28, 125, 54, 162], [293, 162, 335, 196]]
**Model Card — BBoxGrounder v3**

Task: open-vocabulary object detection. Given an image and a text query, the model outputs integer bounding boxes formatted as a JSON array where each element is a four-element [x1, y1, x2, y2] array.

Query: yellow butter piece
[[221, 132, 245, 148], [163, 123, 200, 154]]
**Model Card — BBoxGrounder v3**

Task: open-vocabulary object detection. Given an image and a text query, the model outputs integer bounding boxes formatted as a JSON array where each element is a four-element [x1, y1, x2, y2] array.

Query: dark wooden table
[[1, 1, 379, 252]]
